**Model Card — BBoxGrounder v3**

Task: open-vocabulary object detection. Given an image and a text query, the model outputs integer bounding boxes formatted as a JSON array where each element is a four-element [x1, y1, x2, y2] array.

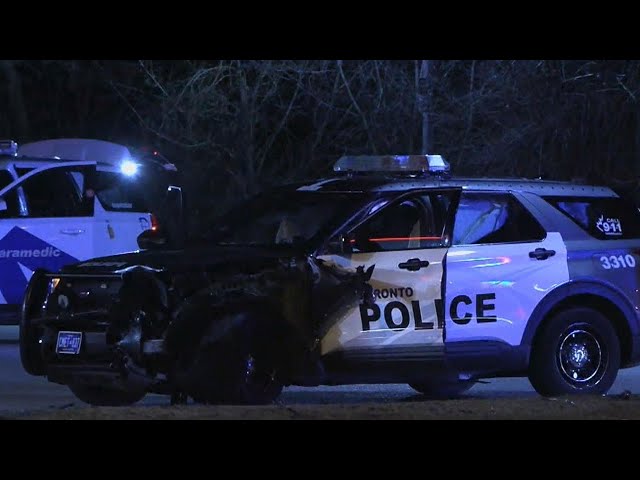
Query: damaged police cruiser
[[19, 154, 640, 405]]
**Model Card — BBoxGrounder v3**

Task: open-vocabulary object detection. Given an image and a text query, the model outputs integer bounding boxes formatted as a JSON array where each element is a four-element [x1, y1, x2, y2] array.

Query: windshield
[[206, 190, 371, 248]]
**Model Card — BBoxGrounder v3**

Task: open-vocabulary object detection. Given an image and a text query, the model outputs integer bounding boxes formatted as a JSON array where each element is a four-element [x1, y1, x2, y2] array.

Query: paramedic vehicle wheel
[[529, 307, 620, 396]]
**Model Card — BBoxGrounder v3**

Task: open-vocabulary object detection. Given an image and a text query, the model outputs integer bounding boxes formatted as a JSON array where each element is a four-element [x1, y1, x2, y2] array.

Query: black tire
[[19, 270, 47, 376], [529, 307, 620, 396], [183, 315, 284, 405], [69, 384, 146, 407], [409, 379, 476, 399]]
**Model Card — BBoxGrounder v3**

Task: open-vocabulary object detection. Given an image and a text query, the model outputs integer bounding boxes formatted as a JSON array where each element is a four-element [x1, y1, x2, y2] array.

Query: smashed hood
[[61, 244, 306, 275]]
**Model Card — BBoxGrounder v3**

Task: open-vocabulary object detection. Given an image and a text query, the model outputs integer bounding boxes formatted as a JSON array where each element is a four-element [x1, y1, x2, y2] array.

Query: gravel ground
[[6, 394, 640, 420]]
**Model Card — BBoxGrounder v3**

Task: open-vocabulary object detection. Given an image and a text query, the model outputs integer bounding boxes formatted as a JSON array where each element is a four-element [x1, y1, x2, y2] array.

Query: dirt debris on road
[[5, 394, 640, 420]]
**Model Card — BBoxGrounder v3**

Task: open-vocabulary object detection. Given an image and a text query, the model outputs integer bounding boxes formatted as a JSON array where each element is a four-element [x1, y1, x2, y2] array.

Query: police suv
[[19, 154, 640, 405], [0, 138, 181, 325]]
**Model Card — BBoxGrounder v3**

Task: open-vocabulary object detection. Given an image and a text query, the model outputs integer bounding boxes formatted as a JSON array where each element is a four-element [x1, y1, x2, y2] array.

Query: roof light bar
[[334, 154, 449, 174], [0, 140, 18, 156]]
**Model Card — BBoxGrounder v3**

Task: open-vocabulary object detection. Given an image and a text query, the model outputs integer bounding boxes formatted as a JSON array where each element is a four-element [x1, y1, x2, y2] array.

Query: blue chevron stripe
[[0, 227, 78, 305]]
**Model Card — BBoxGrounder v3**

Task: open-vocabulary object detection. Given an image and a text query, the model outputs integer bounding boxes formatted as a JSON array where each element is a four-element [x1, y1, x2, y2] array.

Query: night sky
[[2, 60, 639, 225]]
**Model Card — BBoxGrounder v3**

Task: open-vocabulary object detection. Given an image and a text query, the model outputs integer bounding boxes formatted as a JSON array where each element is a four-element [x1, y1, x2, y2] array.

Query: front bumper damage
[[20, 255, 375, 393], [21, 270, 171, 393]]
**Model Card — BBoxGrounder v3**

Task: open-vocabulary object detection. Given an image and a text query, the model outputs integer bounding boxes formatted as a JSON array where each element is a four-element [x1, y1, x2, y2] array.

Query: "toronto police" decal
[[359, 290, 498, 331]]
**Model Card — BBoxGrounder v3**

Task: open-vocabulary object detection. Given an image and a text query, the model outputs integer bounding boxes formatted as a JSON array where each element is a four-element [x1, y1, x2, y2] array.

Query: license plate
[[56, 331, 83, 355]]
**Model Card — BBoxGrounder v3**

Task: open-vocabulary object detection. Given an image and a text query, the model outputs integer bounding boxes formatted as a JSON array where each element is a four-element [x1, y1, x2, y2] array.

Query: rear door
[[318, 189, 459, 359], [92, 167, 153, 257], [444, 191, 569, 346], [0, 163, 96, 306]]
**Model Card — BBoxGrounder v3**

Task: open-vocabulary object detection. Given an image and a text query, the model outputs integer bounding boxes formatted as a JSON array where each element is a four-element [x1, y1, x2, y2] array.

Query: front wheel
[[528, 307, 620, 396], [181, 315, 285, 405], [189, 343, 284, 405], [69, 384, 146, 406]]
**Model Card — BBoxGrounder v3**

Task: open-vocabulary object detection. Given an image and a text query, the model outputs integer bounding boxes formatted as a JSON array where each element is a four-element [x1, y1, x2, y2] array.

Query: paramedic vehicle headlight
[[120, 160, 139, 177]]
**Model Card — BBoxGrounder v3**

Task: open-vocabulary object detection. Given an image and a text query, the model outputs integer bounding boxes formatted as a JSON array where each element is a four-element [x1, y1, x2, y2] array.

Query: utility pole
[[417, 60, 431, 154]]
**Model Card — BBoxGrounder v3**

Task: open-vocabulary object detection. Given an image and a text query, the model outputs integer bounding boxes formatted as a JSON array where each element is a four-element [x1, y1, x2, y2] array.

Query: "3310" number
[[600, 254, 636, 270]]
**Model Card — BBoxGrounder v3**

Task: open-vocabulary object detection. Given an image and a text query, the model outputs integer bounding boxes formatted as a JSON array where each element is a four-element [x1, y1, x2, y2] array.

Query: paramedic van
[[0, 139, 182, 324]]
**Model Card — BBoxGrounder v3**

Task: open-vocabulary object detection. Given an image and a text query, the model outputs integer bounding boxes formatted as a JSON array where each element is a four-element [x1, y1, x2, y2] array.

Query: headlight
[[48, 277, 61, 293]]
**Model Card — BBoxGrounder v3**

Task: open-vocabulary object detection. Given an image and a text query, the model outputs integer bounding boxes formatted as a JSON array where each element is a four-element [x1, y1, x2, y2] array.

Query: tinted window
[[0, 185, 21, 218], [15, 167, 34, 178], [0, 170, 13, 190], [93, 171, 150, 212], [21, 168, 91, 218], [207, 191, 371, 248], [544, 196, 640, 240], [349, 192, 457, 253], [453, 192, 545, 245]]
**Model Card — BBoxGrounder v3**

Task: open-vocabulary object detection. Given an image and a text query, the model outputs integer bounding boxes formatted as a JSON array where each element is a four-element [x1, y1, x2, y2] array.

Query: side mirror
[[137, 228, 168, 250], [0, 198, 6, 212]]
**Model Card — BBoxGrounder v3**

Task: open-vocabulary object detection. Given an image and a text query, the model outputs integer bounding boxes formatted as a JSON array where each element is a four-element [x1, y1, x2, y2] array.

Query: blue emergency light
[[120, 160, 140, 177], [0, 140, 18, 156]]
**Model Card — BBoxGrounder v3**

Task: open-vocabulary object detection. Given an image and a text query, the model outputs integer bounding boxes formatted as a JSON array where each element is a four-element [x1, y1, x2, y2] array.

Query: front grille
[[34, 275, 124, 331]]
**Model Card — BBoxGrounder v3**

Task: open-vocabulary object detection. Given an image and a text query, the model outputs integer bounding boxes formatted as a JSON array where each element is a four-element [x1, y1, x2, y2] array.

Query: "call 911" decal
[[594, 252, 637, 270], [596, 215, 623, 236]]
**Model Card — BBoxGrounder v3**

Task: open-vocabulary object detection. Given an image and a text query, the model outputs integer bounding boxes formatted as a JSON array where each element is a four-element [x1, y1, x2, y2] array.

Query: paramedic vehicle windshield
[[0, 139, 181, 324]]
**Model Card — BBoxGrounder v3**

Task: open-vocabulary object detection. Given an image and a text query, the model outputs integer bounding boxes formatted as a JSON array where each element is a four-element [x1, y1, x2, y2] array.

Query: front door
[[318, 189, 459, 359], [444, 191, 569, 346], [0, 164, 96, 307]]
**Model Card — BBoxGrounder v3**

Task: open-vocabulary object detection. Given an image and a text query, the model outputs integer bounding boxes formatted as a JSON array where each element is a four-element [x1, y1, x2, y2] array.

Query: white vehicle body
[[0, 139, 167, 323]]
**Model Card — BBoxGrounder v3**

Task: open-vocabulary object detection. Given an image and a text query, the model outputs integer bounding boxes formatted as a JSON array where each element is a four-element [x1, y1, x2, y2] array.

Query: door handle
[[60, 229, 84, 236], [529, 248, 555, 260], [398, 258, 430, 271]]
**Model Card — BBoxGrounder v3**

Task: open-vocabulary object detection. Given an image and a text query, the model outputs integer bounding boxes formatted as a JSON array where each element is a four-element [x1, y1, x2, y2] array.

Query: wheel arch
[[119, 267, 169, 310], [164, 291, 298, 361], [522, 280, 638, 367]]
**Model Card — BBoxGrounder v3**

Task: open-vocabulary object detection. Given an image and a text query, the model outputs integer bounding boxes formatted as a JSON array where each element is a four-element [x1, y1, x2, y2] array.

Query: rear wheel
[[529, 307, 620, 396], [69, 384, 146, 407], [409, 379, 476, 399]]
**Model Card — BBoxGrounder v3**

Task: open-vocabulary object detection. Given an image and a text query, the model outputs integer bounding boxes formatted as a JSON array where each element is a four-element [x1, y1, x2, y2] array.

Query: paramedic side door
[[0, 164, 95, 306], [318, 189, 459, 359]]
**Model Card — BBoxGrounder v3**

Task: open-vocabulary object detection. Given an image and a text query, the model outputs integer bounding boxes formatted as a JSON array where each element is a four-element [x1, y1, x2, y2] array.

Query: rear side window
[[93, 171, 149, 212], [544, 196, 640, 240], [453, 192, 546, 245]]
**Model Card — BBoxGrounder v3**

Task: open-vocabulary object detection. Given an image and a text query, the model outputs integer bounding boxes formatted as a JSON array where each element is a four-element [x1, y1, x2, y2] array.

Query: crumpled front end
[[19, 253, 375, 398], [20, 268, 169, 393]]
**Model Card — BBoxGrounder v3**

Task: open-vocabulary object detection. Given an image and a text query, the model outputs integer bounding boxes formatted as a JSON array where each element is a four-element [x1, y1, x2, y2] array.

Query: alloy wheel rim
[[557, 327, 606, 387]]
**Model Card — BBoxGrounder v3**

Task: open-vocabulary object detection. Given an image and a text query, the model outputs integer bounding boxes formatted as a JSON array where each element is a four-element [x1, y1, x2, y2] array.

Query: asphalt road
[[4, 342, 640, 415]]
